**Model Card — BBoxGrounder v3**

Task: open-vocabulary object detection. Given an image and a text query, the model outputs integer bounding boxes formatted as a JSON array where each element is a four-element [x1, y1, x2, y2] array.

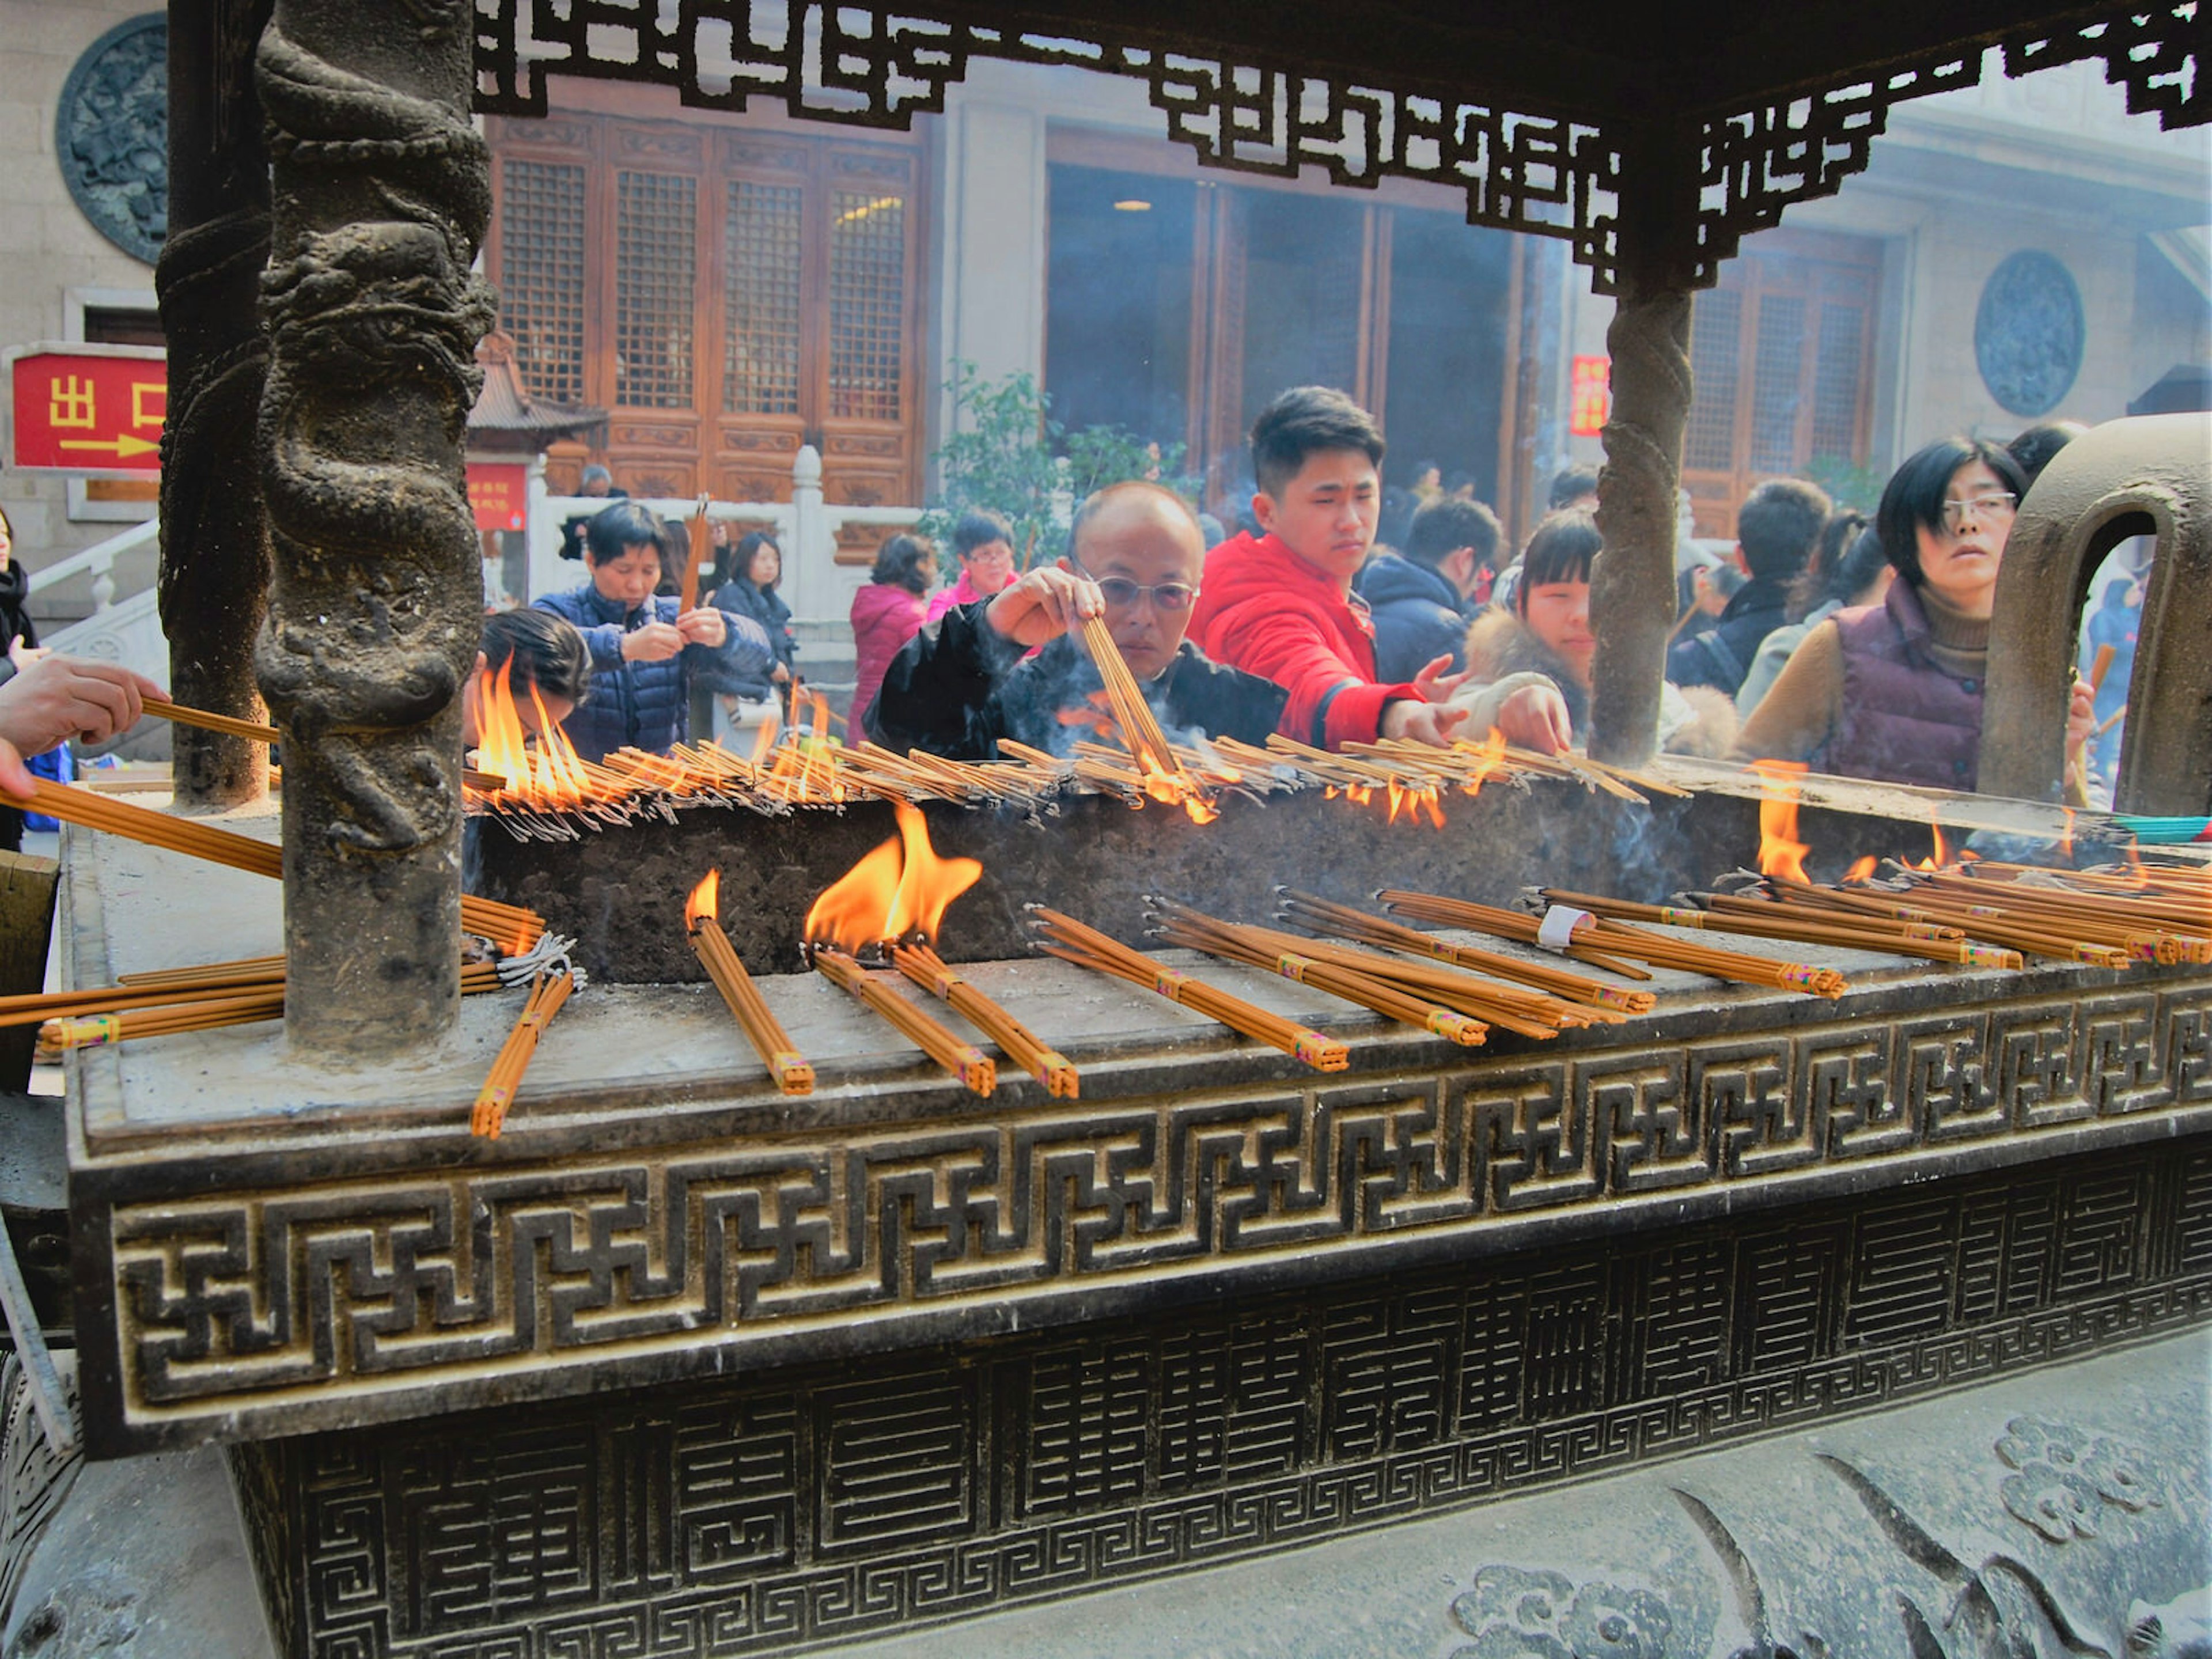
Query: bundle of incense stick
[[142, 695, 282, 745], [812, 947, 996, 1094], [1939, 866, 2211, 963], [679, 497, 712, 612], [28, 959, 511, 1044], [1027, 905, 1348, 1071], [1075, 613, 1184, 783], [1376, 890, 1653, 980], [1767, 875, 2136, 968], [892, 942, 1078, 1097], [1170, 903, 1597, 1039], [1277, 889, 1652, 1014], [1148, 900, 1490, 1046], [40, 988, 289, 1052], [1381, 889, 1849, 998], [471, 968, 578, 1138], [1536, 885, 2024, 971], [20, 778, 546, 946], [690, 913, 813, 1095]]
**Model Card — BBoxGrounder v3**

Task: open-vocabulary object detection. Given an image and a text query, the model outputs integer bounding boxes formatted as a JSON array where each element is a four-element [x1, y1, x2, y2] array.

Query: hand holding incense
[[893, 942, 1078, 1097], [685, 869, 812, 1094]]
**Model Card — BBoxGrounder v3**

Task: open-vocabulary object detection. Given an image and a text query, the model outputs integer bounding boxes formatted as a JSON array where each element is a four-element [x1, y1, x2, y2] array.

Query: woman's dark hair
[[952, 509, 1013, 560], [1875, 437, 2028, 589], [2006, 419, 2088, 491], [0, 502, 14, 546], [1785, 508, 1869, 620], [1249, 385, 1385, 497], [1514, 510, 1602, 613], [582, 500, 662, 564], [871, 533, 934, 595], [734, 530, 781, 587], [481, 609, 591, 704], [1830, 526, 1891, 608]]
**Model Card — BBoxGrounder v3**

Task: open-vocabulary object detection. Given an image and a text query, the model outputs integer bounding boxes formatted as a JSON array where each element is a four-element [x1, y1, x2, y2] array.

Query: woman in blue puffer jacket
[[535, 501, 771, 762]]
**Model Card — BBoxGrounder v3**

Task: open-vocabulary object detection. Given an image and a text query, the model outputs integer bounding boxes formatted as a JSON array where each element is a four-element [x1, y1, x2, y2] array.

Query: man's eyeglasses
[[1940, 492, 2017, 531], [1093, 576, 1199, 613]]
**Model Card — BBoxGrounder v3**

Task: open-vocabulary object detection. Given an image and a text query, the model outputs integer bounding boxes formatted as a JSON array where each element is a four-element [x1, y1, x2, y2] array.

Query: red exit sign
[[5, 343, 168, 474]]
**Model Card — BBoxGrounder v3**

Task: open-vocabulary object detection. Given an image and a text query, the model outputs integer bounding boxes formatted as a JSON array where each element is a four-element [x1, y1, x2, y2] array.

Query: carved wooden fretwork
[[469, 0, 2204, 293]]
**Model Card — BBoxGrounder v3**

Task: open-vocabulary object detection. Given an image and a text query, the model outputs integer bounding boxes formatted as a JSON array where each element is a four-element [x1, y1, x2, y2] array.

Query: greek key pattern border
[[92, 986, 2212, 1443]]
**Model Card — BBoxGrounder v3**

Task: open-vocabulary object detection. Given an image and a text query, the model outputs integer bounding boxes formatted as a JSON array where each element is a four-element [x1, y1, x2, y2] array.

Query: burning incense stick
[[813, 947, 995, 1094], [18, 778, 546, 946], [680, 495, 712, 612], [892, 942, 1078, 1097], [685, 870, 813, 1094], [471, 967, 578, 1138], [1027, 905, 1349, 1071]]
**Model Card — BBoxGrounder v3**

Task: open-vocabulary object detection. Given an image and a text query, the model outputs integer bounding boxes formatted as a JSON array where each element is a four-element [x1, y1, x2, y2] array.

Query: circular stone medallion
[[55, 13, 168, 265], [1974, 251, 2084, 418]]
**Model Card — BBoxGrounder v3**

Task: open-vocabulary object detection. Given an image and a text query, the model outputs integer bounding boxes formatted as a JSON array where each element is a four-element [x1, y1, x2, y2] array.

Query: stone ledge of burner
[[58, 811, 2194, 1161]]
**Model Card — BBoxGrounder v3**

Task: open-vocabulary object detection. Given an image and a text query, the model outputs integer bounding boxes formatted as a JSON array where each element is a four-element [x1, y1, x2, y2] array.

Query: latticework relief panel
[[232, 1134, 2212, 1657], [471, 0, 2202, 291]]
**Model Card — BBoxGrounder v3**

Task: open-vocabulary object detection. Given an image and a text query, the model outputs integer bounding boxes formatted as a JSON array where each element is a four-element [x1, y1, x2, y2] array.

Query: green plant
[[1801, 454, 1884, 517], [921, 362, 1195, 575]]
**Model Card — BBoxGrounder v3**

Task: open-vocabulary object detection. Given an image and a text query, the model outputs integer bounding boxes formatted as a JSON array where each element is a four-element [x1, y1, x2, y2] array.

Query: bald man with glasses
[[867, 481, 1288, 762]]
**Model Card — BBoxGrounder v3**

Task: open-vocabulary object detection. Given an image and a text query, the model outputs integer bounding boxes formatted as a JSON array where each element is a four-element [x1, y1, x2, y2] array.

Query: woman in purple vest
[[1733, 437, 2094, 794]]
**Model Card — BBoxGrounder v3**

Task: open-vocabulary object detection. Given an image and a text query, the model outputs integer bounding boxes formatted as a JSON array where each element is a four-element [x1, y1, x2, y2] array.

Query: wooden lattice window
[[499, 159, 587, 406], [724, 180, 804, 415], [615, 170, 696, 408], [1683, 230, 1881, 539], [827, 190, 907, 422]]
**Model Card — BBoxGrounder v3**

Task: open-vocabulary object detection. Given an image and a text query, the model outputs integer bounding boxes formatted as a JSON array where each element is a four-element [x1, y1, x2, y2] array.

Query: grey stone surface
[[819, 1328, 2212, 1659]]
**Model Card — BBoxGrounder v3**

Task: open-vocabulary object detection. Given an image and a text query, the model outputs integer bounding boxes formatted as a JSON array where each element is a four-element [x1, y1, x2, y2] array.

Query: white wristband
[[1537, 905, 1593, 951]]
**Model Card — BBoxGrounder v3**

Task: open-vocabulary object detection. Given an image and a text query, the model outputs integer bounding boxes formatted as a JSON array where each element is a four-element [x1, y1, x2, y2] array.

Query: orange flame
[[1843, 855, 1878, 883], [685, 868, 719, 929], [475, 657, 590, 808], [1459, 729, 1509, 797], [748, 717, 777, 767], [802, 800, 981, 952], [1748, 759, 1811, 884]]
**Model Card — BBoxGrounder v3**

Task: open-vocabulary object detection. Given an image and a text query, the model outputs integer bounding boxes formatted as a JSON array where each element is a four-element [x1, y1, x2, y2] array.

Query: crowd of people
[[0, 389, 2135, 845]]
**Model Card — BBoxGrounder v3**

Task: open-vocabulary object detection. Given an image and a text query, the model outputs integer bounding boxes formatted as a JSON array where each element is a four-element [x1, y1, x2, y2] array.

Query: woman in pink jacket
[[849, 534, 934, 739]]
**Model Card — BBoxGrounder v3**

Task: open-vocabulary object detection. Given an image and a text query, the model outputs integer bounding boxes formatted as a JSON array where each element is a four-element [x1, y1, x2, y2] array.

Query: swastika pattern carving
[[230, 1135, 2212, 1657], [89, 987, 2212, 1451]]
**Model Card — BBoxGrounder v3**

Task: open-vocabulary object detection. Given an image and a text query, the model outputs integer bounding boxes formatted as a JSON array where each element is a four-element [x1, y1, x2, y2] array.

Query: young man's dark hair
[[1876, 438, 2028, 590], [2006, 419, 2088, 491], [1516, 511, 1603, 609], [480, 608, 592, 704], [952, 509, 1014, 559], [1547, 467, 1599, 511], [870, 532, 934, 595], [1405, 498, 1502, 571], [1248, 385, 1384, 498], [1734, 479, 1833, 583], [584, 500, 661, 565]]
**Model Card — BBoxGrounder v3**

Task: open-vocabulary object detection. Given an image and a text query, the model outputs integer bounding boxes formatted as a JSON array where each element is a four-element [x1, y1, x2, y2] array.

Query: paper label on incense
[[1291, 1031, 1339, 1067], [1536, 906, 1593, 952], [1778, 965, 1821, 990], [1272, 953, 1312, 982], [1152, 966, 1190, 997], [1654, 906, 1706, 927]]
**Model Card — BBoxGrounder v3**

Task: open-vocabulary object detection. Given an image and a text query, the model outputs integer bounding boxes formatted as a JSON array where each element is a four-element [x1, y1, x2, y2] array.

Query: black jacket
[[1354, 552, 1470, 682], [1666, 574, 1791, 696], [710, 577, 796, 700], [869, 601, 1289, 762], [0, 561, 35, 695]]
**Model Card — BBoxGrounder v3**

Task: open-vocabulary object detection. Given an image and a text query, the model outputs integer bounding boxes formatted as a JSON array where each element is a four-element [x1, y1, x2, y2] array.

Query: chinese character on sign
[[1569, 356, 1611, 437], [6, 345, 168, 472]]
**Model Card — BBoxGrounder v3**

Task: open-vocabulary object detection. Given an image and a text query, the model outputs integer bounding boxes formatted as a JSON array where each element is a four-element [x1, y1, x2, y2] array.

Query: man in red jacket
[[1190, 387, 1468, 751]]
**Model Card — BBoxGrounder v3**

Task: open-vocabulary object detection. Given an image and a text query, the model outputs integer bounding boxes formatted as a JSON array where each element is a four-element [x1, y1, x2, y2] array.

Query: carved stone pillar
[[1588, 131, 1698, 767], [254, 0, 494, 1055], [158, 0, 275, 810]]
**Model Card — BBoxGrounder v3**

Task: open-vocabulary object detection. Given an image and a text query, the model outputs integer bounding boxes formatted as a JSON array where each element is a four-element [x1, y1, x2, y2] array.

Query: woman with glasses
[[868, 481, 1287, 760], [1734, 437, 2094, 793]]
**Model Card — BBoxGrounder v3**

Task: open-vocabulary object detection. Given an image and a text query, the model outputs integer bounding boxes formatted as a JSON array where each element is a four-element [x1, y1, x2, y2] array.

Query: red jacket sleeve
[[1203, 596, 1419, 749]]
